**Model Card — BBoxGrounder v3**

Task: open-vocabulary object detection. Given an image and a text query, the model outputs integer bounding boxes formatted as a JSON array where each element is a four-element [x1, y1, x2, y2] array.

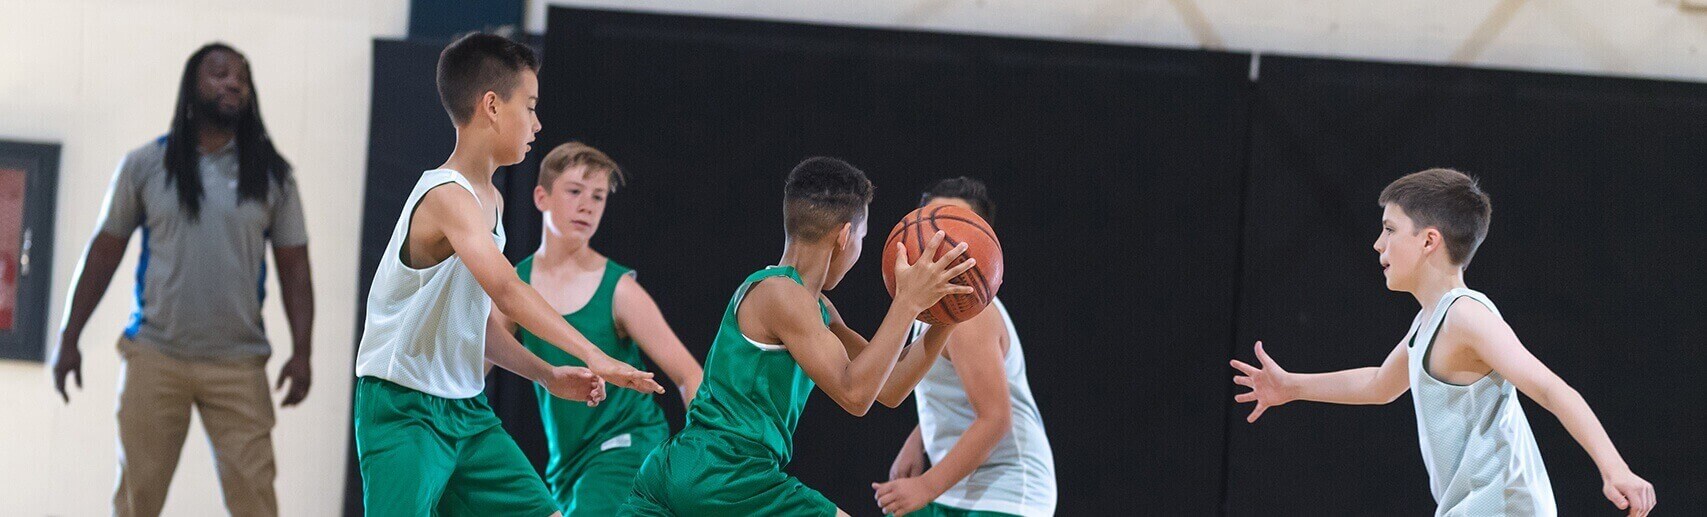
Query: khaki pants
[[114, 338, 277, 517]]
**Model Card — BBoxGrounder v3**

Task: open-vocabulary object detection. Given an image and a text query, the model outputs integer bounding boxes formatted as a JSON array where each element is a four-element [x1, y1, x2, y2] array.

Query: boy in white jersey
[[1231, 168, 1654, 516], [353, 33, 663, 517], [879, 177, 1057, 517]]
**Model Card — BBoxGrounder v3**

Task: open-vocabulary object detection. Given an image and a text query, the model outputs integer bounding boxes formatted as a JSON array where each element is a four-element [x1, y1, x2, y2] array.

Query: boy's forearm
[[904, 425, 924, 452], [846, 304, 919, 400], [1541, 385, 1630, 476], [493, 281, 603, 362], [878, 327, 950, 406], [660, 357, 702, 405], [1292, 367, 1389, 405], [484, 326, 550, 382], [921, 414, 1006, 493]]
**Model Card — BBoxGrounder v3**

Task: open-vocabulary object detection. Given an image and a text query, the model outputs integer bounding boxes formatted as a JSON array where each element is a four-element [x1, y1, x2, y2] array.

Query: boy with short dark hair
[[621, 157, 974, 516]]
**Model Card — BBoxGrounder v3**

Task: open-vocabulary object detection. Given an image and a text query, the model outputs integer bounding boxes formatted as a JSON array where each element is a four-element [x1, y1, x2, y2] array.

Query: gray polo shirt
[[96, 137, 307, 360]]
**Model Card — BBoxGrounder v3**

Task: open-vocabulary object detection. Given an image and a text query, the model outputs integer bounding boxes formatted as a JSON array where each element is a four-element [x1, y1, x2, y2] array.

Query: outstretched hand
[[542, 366, 607, 407], [1230, 341, 1295, 423], [588, 355, 666, 395]]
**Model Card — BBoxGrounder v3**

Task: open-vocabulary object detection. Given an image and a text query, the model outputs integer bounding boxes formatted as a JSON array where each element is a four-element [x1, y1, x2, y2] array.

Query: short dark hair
[[783, 157, 874, 240], [919, 176, 995, 222], [1378, 168, 1492, 266], [436, 33, 538, 125]]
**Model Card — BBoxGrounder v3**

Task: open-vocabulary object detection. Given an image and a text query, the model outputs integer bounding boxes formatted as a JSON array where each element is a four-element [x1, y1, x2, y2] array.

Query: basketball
[[881, 203, 1004, 325]]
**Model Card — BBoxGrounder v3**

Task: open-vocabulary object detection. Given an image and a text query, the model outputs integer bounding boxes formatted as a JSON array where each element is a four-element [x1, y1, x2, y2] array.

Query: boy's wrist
[[1597, 460, 1632, 480], [918, 469, 951, 495], [889, 300, 927, 323]]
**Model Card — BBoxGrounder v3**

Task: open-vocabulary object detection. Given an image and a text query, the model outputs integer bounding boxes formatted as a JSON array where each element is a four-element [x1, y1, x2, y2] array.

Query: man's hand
[[275, 354, 312, 407], [52, 333, 83, 404]]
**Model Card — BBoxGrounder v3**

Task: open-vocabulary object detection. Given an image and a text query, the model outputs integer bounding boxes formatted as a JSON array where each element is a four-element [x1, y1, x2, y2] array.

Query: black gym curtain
[[353, 8, 1706, 515]]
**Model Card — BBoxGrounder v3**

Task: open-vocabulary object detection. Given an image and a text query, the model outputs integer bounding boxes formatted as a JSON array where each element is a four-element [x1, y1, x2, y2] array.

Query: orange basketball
[[881, 203, 1004, 325]]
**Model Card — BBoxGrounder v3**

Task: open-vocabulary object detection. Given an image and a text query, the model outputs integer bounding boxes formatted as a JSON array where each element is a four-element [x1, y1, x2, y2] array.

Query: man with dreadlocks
[[50, 43, 314, 517]]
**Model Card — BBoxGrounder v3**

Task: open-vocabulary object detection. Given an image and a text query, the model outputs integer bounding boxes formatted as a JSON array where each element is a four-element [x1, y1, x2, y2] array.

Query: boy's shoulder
[[1440, 294, 1511, 345]]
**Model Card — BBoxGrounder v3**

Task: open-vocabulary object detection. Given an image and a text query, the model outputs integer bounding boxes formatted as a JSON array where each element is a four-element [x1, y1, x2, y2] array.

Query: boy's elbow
[[877, 392, 906, 409], [840, 398, 874, 417], [831, 386, 878, 416], [1532, 382, 1575, 410], [488, 279, 526, 312], [1379, 388, 1404, 405]]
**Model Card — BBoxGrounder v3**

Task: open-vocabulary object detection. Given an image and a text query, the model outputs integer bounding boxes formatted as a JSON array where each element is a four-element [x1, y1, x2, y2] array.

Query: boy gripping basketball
[[353, 33, 663, 516], [494, 142, 704, 515], [621, 157, 975, 516], [878, 177, 1057, 517], [1231, 169, 1654, 516]]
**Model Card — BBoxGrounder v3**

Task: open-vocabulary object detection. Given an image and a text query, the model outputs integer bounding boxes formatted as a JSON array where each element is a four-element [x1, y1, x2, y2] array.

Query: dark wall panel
[[357, 10, 1707, 516], [536, 7, 1250, 515], [1225, 56, 1707, 514]]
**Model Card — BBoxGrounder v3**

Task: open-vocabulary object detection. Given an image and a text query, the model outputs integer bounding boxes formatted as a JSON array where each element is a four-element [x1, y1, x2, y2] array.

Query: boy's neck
[[441, 129, 499, 186], [534, 233, 595, 271], [1409, 264, 1469, 310], [777, 238, 832, 293]]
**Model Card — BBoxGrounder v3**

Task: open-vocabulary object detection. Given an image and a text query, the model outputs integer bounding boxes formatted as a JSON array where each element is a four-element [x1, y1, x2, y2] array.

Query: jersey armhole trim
[[395, 179, 467, 272], [1419, 294, 1497, 388], [733, 277, 787, 351]]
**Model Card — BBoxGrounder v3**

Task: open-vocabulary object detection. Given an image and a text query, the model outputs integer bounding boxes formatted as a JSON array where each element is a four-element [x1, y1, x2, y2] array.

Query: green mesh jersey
[[515, 257, 669, 478], [680, 265, 829, 465]]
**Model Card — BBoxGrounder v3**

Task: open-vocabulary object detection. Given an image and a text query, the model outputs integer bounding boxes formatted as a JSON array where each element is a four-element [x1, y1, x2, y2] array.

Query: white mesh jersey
[[912, 299, 1057, 517], [356, 169, 506, 399], [1408, 288, 1555, 516]]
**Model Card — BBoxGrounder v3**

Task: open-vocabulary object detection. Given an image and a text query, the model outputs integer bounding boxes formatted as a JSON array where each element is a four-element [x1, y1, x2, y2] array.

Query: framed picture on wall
[[0, 140, 59, 362]]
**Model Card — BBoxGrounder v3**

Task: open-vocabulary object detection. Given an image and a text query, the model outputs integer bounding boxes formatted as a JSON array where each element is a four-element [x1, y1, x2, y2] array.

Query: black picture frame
[[0, 140, 60, 362]]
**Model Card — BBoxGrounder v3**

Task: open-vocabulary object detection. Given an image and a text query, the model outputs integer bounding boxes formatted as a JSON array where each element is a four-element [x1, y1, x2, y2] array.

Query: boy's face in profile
[[823, 207, 870, 291], [492, 70, 541, 166], [1374, 203, 1428, 293]]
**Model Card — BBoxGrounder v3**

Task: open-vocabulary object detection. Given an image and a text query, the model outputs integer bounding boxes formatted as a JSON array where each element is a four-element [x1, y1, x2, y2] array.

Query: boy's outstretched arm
[[483, 312, 606, 405], [419, 186, 663, 394], [1445, 300, 1655, 516], [1231, 340, 1410, 422]]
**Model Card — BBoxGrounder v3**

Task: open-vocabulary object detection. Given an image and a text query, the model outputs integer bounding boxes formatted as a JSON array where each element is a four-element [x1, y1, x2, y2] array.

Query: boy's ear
[[836, 222, 852, 250], [480, 90, 500, 122], [533, 185, 549, 212], [1422, 227, 1443, 254]]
